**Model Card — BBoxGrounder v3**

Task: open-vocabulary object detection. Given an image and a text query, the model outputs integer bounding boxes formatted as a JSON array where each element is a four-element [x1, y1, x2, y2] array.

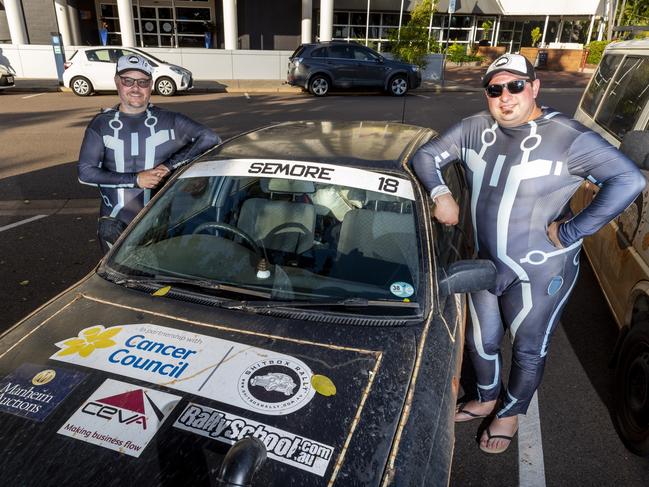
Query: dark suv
[[287, 41, 421, 96]]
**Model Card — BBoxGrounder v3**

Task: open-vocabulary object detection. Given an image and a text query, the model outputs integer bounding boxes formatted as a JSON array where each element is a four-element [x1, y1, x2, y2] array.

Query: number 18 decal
[[378, 177, 399, 194]]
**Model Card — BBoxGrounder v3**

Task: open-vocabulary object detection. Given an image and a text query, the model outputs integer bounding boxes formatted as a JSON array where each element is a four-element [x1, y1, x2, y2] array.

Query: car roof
[[203, 121, 434, 171], [605, 38, 649, 51]]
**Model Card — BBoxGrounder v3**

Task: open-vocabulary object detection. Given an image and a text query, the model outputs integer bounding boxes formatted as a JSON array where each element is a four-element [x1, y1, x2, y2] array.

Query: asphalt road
[[1, 88, 648, 486]]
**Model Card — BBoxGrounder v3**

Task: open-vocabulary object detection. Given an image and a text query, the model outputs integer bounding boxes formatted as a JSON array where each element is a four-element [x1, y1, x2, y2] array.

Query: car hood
[[0, 273, 452, 486]]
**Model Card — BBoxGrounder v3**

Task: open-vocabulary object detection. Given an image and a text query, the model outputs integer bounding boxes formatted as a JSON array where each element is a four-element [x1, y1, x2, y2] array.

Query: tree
[[388, 0, 440, 68], [530, 27, 542, 47]]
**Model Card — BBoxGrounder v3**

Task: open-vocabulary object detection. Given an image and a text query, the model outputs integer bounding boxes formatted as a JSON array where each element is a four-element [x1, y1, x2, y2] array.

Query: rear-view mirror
[[438, 259, 496, 296]]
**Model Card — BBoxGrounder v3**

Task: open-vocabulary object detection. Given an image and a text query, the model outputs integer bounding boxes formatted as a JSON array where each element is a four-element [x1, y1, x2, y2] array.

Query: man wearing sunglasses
[[413, 54, 645, 454], [78, 54, 220, 252]]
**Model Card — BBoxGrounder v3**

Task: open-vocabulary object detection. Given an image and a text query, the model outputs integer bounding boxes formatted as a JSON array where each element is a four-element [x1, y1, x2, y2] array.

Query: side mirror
[[620, 130, 649, 170], [438, 259, 497, 296], [376, 56, 384, 63]]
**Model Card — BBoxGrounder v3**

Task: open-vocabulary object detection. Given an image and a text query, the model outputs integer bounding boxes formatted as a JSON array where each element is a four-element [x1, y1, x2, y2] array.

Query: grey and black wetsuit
[[78, 104, 220, 249], [413, 107, 645, 417]]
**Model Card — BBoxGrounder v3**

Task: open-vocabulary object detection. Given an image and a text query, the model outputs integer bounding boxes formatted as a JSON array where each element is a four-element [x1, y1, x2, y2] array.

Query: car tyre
[[613, 320, 649, 456], [70, 76, 93, 96], [155, 76, 177, 96], [388, 74, 408, 97], [309, 75, 330, 97]]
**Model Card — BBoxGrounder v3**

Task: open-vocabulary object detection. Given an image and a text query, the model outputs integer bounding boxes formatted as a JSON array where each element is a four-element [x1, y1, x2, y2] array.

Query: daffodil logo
[[56, 326, 122, 358]]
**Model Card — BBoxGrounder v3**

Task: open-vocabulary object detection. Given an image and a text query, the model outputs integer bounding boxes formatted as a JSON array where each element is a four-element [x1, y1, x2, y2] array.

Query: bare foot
[[479, 415, 518, 454], [455, 399, 497, 422]]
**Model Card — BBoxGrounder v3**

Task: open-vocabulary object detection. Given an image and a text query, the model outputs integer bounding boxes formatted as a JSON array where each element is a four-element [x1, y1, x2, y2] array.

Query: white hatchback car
[[63, 47, 192, 96]]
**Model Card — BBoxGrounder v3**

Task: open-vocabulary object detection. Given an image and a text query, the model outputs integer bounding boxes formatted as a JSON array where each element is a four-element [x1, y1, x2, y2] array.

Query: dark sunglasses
[[119, 76, 152, 88], [485, 79, 529, 98]]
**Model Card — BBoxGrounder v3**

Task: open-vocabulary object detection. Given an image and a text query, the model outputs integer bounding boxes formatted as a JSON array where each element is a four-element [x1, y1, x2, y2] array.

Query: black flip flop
[[455, 402, 488, 423], [479, 426, 517, 454]]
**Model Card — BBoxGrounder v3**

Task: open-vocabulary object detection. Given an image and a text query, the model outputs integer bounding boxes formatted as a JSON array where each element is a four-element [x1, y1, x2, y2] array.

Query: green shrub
[[586, 40, 612, 65], [446, 43, 483, 63]]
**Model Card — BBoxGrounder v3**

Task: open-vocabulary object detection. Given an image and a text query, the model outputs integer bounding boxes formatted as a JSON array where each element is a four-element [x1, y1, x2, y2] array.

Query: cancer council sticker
[[51, 324, 316, 415], [57, 378, 180, 457]]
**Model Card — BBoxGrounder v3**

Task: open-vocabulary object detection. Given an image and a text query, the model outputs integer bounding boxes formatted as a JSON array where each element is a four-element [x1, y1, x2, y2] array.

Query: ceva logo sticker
[[51, 324, 316, 415], [58, 378, 180, 457]]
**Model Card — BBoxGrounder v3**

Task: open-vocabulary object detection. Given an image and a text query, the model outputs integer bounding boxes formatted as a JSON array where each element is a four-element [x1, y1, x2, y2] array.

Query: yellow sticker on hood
[[311, 374, 336, 396]]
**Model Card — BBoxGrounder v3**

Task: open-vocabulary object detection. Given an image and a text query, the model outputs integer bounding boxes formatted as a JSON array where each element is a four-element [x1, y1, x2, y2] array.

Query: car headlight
[[170, 67, 185, 76], [293, 57, 303, 67], [411, 66, 420, 72]]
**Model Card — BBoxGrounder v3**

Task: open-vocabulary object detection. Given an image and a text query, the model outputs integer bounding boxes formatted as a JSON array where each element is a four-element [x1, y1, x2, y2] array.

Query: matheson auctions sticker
[[174, 402, 334, 476], [51, 324, 316, 415], [57, 378, 180, 457]]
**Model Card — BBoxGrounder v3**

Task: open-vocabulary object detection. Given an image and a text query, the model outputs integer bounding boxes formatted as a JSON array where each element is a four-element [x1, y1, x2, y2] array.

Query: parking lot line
[[518, 392, 546, 487], [0, 214, 48, 233], [21, 93, 46, 99]]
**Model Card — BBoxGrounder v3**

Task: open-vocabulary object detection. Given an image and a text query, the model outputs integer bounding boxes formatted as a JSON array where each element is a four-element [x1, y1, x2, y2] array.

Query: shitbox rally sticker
[[57, 378, 180, 457], [174, 402, 334, 476], [0, 363, 86, 421], [51, 324, 316, 415]]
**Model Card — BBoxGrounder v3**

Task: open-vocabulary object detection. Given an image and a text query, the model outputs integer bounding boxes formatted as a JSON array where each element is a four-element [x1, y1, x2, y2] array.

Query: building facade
[[0, 0, 608, 53]]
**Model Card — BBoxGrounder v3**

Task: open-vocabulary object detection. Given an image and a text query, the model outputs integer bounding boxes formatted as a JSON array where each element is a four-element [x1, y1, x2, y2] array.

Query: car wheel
[[309, 75, 330, 97], [614, 320, 649, 455], [388, 75, 408, 96], [155, 77, 177, 96], [70, 76, 93, 96]]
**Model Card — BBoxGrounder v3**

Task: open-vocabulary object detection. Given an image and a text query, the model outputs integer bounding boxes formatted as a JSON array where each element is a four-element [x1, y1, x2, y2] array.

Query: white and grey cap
[[116, 54, 153, 77], [482, 54, 535, 87]]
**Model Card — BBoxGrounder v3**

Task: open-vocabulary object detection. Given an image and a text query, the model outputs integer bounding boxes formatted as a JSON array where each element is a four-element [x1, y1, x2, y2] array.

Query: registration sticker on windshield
[[390, 282, 414, 298], [180, 158, 416, 200]]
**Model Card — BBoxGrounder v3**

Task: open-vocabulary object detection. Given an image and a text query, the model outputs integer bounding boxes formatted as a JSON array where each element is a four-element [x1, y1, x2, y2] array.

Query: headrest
[[260, 178, 316, 194]]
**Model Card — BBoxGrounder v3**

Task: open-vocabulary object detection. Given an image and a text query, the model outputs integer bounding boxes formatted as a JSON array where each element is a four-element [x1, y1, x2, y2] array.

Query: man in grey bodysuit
[[412, 54, 645, 454], [78, 54, 220, 252]]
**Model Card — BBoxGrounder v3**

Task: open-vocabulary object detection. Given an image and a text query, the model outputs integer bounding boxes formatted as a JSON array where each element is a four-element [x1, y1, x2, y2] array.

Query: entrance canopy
[[434, 0, 605, 16]]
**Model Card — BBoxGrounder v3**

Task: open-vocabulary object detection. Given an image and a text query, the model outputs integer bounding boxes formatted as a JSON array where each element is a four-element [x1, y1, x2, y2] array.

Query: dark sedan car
[[0, 121, 494, 486], [287, 41, 421, 96]]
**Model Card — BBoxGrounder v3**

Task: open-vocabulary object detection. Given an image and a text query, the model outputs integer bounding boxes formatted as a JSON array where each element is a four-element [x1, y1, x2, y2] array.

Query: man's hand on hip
[[547, 221, 565, 248], [433, 193, 460, 225]]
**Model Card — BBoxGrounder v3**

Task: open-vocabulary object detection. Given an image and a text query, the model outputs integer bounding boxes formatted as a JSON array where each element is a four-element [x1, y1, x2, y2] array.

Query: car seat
[[237, 178, 316, 255]]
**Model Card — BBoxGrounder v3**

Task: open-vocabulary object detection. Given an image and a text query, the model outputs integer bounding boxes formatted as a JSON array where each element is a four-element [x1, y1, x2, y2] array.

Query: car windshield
[[106, 159, 421, 309]]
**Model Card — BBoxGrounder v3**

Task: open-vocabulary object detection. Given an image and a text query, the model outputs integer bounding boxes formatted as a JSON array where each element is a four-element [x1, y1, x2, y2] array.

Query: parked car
[[287, 41, 421, 96], [0, 121, 494, 486], [0, 62, 15, 90], [572, 38, 649, 455], [62, 46, 193, 97]]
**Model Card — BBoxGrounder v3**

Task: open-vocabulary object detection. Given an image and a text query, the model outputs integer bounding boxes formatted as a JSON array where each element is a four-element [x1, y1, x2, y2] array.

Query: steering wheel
[[192, 221, 262, 257], [264, 222, 312, 253]]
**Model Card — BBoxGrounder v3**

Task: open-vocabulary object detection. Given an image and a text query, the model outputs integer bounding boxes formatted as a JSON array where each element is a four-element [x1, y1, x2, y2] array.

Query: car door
[[324, 45, 356, 88], [84, 48, 118, 90], [348, 46, 386, 88]]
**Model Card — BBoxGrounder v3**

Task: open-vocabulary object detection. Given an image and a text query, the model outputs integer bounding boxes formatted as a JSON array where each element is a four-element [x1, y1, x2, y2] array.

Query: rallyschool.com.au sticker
[[57, 378, 180, 458], [50, 324, 316, 415], [174, 402, 334, 477], [390, 282, 414, 298], [0, 363, 86, 422]]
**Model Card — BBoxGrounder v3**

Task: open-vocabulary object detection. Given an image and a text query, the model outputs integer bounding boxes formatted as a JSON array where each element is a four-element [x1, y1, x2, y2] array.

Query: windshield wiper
[[221, 297, 418, 310], [113, 276, 271, 299]]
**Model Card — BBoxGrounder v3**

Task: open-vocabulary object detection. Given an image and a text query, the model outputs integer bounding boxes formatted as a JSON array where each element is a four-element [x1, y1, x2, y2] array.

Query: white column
[[67, 3, 82, 46], [586, 15, 596, 45], [365, 0, 370, 46], [320, 0, 334, 42], [494, 16, 501, 46], [116, 0, 136, 46], [541, 15, 549, 47], [223, 0, 238, 50], [597, 17, 605, 41], [54, 0, 73, 47], [301, 0, 312, 44], [3, 0, 28, 44]]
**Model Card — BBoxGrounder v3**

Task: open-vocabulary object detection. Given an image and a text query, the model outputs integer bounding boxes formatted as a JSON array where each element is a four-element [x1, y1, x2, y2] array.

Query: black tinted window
[[291, 45, 306, 59], [351, 47, 378, 61], [595, 56, 649, 141], [581, 54, 623, 117], [327, 45, 352, 59], [311, 47, 327, 58]]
